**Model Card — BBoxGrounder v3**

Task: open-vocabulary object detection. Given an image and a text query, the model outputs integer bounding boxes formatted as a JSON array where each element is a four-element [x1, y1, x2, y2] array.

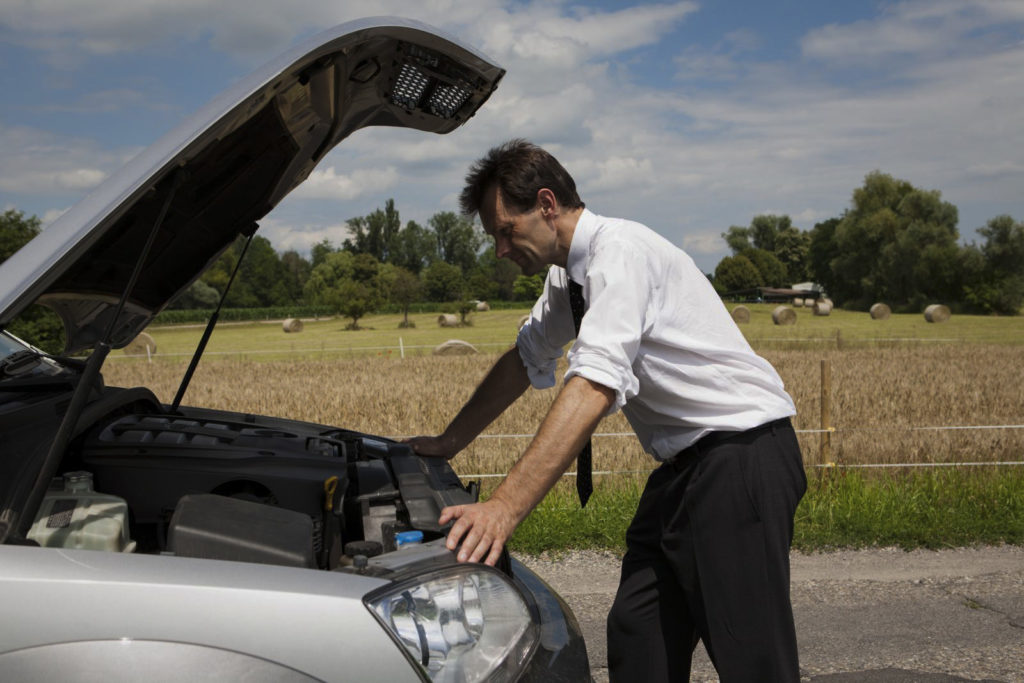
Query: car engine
[[29, 389, 478, 571]]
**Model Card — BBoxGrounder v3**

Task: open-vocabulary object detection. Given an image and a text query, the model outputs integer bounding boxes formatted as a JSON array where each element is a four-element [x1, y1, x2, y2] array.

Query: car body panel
[[0, 545, 417, 682]]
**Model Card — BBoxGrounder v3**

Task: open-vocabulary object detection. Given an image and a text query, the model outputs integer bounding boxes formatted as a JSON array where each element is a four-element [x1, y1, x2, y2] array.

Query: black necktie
[[568, 279, 593, 508]]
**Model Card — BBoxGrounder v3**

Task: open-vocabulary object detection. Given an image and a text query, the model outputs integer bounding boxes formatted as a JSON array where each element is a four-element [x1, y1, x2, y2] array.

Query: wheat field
[[102, 342, 1024, 483]]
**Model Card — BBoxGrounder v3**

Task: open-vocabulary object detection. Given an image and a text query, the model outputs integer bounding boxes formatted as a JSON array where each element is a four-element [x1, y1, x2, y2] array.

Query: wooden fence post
[[820, 359, 832, 465]]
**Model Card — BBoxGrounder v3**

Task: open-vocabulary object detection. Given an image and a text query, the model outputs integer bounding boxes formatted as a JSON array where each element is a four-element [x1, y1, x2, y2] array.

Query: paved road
[[521, 546, 1024, 682]]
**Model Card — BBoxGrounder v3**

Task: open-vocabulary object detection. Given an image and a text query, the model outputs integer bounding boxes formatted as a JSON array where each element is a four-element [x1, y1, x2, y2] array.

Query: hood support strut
[[171, 232, 253, 412], [10, 170, 184, 541]]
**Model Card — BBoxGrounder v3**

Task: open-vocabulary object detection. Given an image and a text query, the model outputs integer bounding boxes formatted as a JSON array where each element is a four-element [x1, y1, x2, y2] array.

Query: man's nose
[[495, 236, 510, 258]]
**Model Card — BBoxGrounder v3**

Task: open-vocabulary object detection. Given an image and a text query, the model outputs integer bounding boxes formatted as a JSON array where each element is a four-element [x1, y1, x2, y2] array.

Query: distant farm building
[[721, 284, 826, 304]]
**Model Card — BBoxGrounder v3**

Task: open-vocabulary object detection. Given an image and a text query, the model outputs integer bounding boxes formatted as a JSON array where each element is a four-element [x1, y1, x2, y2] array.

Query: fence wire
[[434, 424, 1024, 479]]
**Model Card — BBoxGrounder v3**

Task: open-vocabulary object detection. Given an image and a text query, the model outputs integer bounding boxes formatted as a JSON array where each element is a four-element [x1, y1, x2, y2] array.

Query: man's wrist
[[487, 489, 529, 526], [439, 428, 468, 454]]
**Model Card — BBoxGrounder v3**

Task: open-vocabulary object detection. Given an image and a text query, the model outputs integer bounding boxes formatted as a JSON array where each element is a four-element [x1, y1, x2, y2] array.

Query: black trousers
[[607, 418, 806, 682]]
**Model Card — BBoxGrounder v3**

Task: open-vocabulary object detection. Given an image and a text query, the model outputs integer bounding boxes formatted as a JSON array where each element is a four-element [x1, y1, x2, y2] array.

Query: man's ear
[[537, 188, 558, 217]]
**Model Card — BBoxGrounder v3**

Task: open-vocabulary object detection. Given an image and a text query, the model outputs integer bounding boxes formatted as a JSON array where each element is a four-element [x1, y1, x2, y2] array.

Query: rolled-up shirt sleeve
[[515, 268, 576, 389], [565, 240, 650, 412]]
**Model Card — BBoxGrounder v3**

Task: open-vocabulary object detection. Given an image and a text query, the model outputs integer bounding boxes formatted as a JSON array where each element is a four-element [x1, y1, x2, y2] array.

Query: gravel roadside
[[520, 546, 1024, 682]]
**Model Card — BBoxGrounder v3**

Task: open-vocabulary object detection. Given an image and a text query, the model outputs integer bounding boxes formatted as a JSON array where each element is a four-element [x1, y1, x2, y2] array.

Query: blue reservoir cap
[[395, 530, 424, 547]]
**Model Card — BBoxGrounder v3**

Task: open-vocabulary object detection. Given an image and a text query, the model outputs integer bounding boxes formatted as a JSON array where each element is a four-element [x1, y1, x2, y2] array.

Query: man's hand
[[403, 434, 460, 460], [440, 498, 519, 566]]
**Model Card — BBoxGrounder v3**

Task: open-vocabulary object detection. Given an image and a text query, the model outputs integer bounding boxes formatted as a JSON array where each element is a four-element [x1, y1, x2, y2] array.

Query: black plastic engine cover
[[79, 412, 350, 525]]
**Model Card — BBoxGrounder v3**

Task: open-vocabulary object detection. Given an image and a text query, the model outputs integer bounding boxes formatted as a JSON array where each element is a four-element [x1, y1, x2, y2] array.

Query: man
[[407, 139, 806, 681]]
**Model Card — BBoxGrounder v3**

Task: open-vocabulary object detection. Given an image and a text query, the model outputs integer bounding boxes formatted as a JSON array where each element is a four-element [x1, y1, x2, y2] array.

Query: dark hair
[[459, 139, 584, 216]]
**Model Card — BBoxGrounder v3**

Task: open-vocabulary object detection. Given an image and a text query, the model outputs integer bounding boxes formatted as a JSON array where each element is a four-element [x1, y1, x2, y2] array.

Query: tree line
[[713, 171, 1024, 315], [178, 198, 546, 329], [2, 169, 1022, 353]]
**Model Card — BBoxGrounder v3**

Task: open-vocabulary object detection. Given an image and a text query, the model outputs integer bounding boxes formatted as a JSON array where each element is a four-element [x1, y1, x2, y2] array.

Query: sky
[[1, 0, 1022, 275]]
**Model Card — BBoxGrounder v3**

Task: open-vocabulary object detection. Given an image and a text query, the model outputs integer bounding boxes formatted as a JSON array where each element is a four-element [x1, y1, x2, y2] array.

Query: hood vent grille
[[392, 62, 431, 111], [390, 46, 475, 120], [428, 82, 471, 119]]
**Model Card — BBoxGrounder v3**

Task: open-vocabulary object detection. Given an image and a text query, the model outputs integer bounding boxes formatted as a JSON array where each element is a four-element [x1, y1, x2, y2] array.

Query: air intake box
[[168, 494, 315, 569]]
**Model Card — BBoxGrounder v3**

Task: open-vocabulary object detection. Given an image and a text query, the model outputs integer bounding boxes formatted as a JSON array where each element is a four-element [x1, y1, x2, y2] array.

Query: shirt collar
[[566, 208, 596, 284]]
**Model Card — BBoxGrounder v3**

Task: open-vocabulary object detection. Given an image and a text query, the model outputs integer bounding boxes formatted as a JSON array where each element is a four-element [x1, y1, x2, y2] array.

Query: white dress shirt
[[515, 209, 796, 461]]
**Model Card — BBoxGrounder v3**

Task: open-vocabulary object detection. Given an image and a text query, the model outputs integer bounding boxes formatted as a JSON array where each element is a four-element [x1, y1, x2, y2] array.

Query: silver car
[[0, 18, 589, 682]]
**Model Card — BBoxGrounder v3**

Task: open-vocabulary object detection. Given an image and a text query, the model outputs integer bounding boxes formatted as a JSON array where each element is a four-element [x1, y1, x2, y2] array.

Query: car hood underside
[[0, 18, 503, 354]]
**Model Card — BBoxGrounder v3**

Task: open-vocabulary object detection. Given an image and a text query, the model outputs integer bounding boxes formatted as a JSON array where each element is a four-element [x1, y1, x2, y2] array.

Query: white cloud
[[681, 230, 726, 256], [291, 166, 400, 201], [0, 125, 126, 195], [801, 0, 1024, 64], [257, 217, 352, 254], [2, 0, 1022, 274]]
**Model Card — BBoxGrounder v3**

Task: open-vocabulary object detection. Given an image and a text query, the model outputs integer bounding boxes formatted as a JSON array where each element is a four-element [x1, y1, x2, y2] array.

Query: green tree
[[829, 171, 960, 310], [466, 270, 500, 301], [0, 210, 65, 352], [962, 215, 1024, 314], [390, 220, 436, 274], [303, 251, 384, 329], [430, 211, 483, 273], [200, 235, 292, 307], [748, 214, 792, 253], [743, 249, 787, 287], [280, 250, 312, 304], [807, 217, 842, 292], [344, 198, 402, 262], [311, 239, 335, 268], [475, 246, 521, 300], [169, 280, 220, 309], [773, 225, 811, 284], [1, 208, 41, 261], [389, 267, 423, 328], [721, 225, 752, 254], [512, 274, 545, 301], [723, 214, 809, 285], [422, 260, 465, 302], [713, 254, 763, 293], [335, 279, 377, 330]]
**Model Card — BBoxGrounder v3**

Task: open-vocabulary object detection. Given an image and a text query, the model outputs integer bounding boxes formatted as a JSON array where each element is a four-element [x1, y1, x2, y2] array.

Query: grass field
[[100, 303, 1024, 550]]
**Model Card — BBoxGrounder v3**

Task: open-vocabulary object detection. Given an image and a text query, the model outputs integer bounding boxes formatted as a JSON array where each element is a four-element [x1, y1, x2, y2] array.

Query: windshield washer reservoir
[[27, 471, 136, 552]]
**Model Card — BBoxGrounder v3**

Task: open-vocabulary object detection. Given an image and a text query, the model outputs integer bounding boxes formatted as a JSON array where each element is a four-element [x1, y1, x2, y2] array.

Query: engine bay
[[31, 395, 478, 571]]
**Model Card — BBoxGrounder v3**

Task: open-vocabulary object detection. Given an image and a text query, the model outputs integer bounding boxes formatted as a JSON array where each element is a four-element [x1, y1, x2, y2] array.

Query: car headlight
[[366, 565, 539, 682]]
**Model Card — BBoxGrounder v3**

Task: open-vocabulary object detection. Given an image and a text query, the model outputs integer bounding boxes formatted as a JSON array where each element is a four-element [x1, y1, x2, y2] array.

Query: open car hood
[[0, 17, 503, 354]]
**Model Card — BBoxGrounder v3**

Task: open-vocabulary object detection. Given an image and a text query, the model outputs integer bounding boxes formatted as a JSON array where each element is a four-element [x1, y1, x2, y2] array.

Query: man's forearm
[[440, 346, 531, 451], [439, 373, 615, 564], [489, 374, 614, 524]]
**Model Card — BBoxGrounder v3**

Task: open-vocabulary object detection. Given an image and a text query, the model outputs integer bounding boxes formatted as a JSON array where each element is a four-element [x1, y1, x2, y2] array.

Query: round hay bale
[[517, 314, 530, 330], [731, 305, 751, 324], [433, 339, 478, 356], [123, 331, 157, 356], [924, 304, 951, 323], [771, 305, 797, 326], [282, 318, 304, 333], [475, 301, 490, 312], [812, 300, 833, 316], [869, 303, 891, 320], [437, 313, 459, 328], [792, 298, 804, 308]]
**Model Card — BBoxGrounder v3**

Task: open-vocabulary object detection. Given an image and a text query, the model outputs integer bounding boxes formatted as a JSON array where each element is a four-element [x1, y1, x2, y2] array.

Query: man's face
[[478, 184, 556, 276]]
